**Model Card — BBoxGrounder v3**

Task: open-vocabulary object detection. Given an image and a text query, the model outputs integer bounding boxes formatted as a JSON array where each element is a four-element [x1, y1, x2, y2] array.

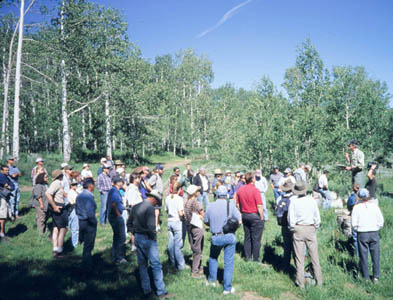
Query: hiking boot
[[205, 280, 217, 287], [191, 273, 204, 279], [373, 278, 379, 284], [223, 287, 235, 295]]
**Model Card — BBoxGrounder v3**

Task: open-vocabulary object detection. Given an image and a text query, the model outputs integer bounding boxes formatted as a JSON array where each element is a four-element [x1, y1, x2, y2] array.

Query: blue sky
[[3, 0, 393, 98]]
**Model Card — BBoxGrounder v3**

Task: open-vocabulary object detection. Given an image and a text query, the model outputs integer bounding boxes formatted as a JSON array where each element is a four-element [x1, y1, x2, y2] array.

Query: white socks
[[53, 247, 63, 253]]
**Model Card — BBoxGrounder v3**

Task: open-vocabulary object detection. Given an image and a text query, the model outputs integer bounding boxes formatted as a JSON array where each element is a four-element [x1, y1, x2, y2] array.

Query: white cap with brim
[[36, 158, 44, 163], [186, 185, 199, 196]]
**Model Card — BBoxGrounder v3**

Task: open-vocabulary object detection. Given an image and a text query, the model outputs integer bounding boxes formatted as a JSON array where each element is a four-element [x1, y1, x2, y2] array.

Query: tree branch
[[21, 62, 58, 86], [68, 94, 103, 117]]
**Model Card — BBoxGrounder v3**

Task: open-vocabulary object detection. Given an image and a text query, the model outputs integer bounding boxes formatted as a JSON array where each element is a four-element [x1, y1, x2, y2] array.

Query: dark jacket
[[193, 173, 210, 194]]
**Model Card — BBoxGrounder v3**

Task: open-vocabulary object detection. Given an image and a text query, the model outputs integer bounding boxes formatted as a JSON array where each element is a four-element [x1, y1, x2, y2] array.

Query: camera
[[367, 162, 378, 170]]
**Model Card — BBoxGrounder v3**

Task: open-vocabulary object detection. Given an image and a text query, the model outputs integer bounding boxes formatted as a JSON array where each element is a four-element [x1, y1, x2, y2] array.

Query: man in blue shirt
[[7, 156, 21, 220], [75, 178, 97, 269], [107, 176, 127, 264], [204, 186, 241, 295]]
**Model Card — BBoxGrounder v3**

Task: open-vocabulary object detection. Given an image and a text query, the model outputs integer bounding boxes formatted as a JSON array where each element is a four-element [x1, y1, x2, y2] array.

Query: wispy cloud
[[196, 0, 253, 39]]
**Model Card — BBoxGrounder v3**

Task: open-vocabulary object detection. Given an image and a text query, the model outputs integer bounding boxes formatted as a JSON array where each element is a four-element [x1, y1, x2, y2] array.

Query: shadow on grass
[[262, 244, 296, 279], [0, 246, 181, 300], [6, 223, 28, 238]]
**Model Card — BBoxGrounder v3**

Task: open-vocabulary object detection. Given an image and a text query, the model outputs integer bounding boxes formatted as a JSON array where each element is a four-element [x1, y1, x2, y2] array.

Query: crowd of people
[[0, 139, 385, 298]]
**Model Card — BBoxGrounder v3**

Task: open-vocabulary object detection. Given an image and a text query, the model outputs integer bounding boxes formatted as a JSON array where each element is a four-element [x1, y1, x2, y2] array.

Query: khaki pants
[[292, 225, 323, 287], [35, 206, 49, 235]]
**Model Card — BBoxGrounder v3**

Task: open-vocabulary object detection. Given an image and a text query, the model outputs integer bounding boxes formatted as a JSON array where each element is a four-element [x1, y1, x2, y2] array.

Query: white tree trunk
[[60, 1, 71, 162], [12, 0, 25, 160], [105, 90, 112, 158], [204, 119, 209, 160]]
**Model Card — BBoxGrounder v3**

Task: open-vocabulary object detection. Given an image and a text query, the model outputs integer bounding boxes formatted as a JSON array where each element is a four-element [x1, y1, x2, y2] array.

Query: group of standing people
[[0, 140, 386, 297]]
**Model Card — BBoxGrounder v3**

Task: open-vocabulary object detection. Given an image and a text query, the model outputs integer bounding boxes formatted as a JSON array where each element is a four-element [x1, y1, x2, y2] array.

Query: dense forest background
[[1, 0, 393, 172]]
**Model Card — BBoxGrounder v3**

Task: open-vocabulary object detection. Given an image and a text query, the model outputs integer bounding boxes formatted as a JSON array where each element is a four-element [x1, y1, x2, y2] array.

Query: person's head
[[1, 165, 9, 175], [173, 167, 180, 177], [116, 167, 125, 177], [142, 166, 150, 176], [36, 166, 44, 175], [169, 175, 177, 185], [71, 170, 81, 180], [35, 172, 48, 185], [225, 170, 232, 177], [255, 169, 262, 179], [234, 171, 240, 179], [198, 167, 206, 176], [100, 157, 107, 166], [284, 168, 292, 176], [357, 188, 370, 201], [114, 160, 123, 167], [51, 169, 63, 181], [214, 169, 223, 178], [348, 140, 359, 152], [113, 176, 124, 190], [216, 185, 228, 199], [187, 169, 194, 178], [130, 173, 140, 185], [186, 185, 199, 199], [6, 156, 15, 166], [240, 174, 246, 183], [83, 163, 89, 170], [36, 157, 44, 167], [273, 166, 279, 174], [106, 155, 111, 161], [71, 179, 78, 190], [64, 165, 73, 177], [146, 190, 162, 207], [245, 172, 254, 184], [83, 178, 95, 192], [102, 164, 110, 174], [154, 164, 164, 175], [292, 181, 309, 197], [323, 170, 329, 177], [352, 183, 360, 193], [172, 181, 181, 195], [186, 163, 191, 171]]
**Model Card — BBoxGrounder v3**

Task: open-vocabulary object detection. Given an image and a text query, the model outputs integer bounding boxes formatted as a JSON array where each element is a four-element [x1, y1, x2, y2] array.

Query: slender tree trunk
[[82, 110, 86, 149], [12, 0, 25, 160], [105, 88, 112, 158], [1, 42, 10, 159], [204, 119, 208, 160], [60, 1, 71, 162], [173, 105, 177, 156]]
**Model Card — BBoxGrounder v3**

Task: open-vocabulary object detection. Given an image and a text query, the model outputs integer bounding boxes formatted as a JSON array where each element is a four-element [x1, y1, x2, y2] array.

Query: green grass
[[0, 160, 392, 300]]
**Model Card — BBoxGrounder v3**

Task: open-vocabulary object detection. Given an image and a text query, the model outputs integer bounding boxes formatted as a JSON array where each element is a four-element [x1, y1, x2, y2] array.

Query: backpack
[[275, 196, 290, 226]]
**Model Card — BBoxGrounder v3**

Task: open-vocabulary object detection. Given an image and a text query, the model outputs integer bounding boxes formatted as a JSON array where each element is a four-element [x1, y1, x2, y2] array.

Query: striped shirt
[[97, 172, 112, 193]]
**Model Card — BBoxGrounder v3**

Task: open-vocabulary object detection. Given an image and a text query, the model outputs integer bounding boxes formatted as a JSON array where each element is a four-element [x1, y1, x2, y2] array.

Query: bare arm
[[45, 192, 60, 213], [257, 204, 264, 221]]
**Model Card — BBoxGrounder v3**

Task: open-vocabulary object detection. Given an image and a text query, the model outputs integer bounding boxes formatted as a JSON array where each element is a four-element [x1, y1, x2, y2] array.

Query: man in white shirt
[[288, 182, 322, 288], [193, 167, 210, 209], [351, 188, 384, 283], [318, 170, 333, 209], [254, 169, 269, 221], [125, 173, 143, 252]]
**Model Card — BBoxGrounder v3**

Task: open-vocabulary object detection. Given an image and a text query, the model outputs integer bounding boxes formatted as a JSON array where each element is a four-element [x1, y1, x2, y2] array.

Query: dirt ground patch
[[280, 292, 301, 300], [241, 291, 271, 300], [20, 186, 33, 192]]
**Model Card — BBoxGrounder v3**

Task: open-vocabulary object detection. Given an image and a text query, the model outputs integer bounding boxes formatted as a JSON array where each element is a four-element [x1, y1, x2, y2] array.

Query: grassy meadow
[[0, 155, 392, 300]]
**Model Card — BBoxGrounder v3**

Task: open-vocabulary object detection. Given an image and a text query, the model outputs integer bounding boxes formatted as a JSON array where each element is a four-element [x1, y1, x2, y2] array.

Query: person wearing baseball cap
[[352, 188, 384, 284], [288, 181, 322, 288], [204, 185, 241, 294], [345, 139, 365, 186], [7, 156, 22, 220], [107, 176, 127, 264], [31, 157, 47, 185], [97, 157, 108, 177], [128, 187, 173, 298], [67, 178, 80, 249], [97, 164, 112, 225]]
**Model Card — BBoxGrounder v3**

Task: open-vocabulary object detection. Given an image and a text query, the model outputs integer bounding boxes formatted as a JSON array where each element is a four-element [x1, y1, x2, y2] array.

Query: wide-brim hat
[[132, 166, 144, 175], [83, 163, 89, 168], [214, 168, 223, 175], [292, 182, 309, 195], [51, 169, 63, 181], [186, 185, 199, 196], [114, 160, 123, 165], [280, 181, 294, 192], [36, 157, 44, 163], [284, 168, 292, 174], [146, 190, 162, 206], [60, 163, 69, 169]]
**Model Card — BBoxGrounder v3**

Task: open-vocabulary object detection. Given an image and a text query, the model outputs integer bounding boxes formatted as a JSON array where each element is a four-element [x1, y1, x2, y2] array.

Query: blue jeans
[[261, 193, 269, 220], [352, 229, 358, 257], [168, 221, 185, 270], [10, 182, 20, 217], [100, 192, 109, 224], [273, 187, 281, 201], [68, 208, 79, 248], [208, 233, 236, 291], [135, 233, 167, 296], [108, 215, 126, 262], [197, 192, 209, 209], [319, 189, 333, 209]]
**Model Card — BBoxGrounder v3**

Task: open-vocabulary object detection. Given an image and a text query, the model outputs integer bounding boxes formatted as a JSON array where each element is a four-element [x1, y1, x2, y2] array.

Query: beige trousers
[[35, 206, 48, 235], [292, 225, 323, 287]]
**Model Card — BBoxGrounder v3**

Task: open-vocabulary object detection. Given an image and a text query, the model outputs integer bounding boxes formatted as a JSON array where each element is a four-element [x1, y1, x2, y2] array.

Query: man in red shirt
[[236, 172, 264, 262]]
